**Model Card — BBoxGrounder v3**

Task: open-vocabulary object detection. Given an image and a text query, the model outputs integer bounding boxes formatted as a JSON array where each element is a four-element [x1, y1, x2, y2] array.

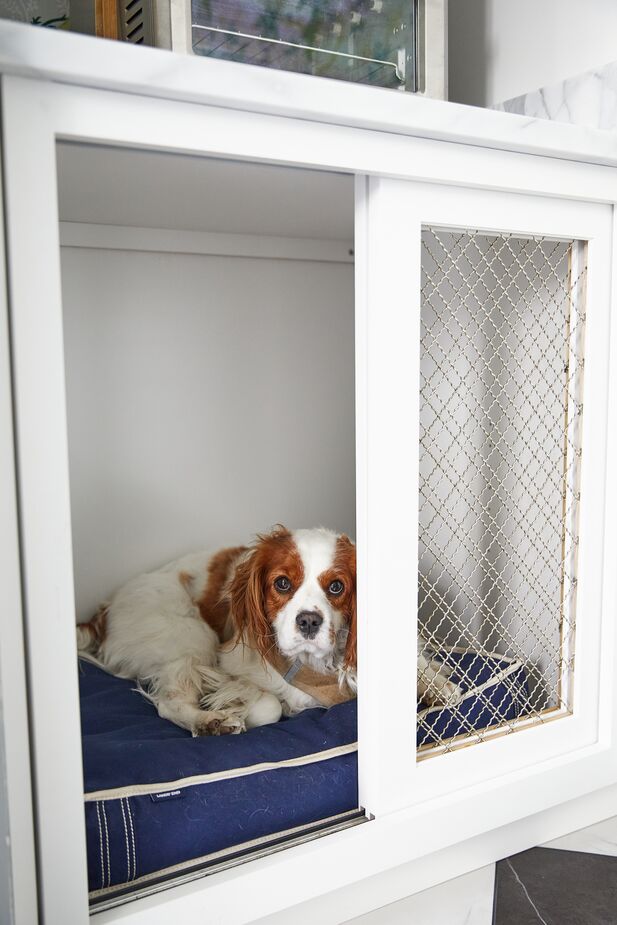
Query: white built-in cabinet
[[1, 20, 617, 925]]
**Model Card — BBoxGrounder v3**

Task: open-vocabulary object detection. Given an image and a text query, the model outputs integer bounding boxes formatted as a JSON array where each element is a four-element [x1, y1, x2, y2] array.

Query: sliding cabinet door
[[357, 176, 617, 847]]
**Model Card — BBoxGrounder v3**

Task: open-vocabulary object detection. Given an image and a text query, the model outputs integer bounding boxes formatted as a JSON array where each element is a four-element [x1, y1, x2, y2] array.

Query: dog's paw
[[281, 689, 320, 716], [191, 710, 246, 737], [423, 677, 464, 708]]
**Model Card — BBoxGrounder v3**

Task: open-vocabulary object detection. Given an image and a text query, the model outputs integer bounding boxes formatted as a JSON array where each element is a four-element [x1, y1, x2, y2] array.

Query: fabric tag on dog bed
[[150, 789, 185, 803]]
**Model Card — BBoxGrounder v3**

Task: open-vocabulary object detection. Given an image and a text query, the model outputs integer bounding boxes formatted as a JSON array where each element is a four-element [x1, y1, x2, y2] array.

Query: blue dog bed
[[79, 659, 359, 902], [417, 648, 530, 750], [80, 649, 528, 901]]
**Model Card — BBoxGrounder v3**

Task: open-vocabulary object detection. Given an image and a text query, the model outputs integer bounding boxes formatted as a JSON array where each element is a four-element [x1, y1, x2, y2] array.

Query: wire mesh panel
[[418, 227, 587, 757]]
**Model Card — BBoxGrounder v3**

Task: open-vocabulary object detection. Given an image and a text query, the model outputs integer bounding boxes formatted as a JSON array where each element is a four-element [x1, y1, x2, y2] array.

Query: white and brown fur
[[77, 525, 461, 736], [77, 527, 356, 735]]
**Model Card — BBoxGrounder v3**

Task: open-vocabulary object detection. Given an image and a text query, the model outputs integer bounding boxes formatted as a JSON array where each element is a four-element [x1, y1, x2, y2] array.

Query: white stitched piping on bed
[[95, 801, 105, 890], [84, 741, 359, 802], [100, 801, 111, 888], [119, 797, 131, 883], [125, 798, 137, 881]]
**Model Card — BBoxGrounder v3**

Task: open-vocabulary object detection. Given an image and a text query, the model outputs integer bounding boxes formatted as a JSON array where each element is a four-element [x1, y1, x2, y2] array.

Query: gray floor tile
[[493, 846, 617, 925]]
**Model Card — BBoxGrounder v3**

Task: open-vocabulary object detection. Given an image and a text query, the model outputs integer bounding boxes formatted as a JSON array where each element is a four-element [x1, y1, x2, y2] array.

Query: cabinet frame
[[2, 71, 617, 925]]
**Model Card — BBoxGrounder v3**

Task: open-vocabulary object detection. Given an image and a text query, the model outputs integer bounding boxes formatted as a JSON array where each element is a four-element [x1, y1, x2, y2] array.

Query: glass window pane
[[191, 0, 416, 90]]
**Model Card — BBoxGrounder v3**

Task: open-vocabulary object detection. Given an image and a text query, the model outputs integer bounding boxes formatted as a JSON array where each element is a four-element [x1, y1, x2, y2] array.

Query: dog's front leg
[[280, 684, 320, 716], [219, 645, 319, 721], [237, 660, 319, 717]]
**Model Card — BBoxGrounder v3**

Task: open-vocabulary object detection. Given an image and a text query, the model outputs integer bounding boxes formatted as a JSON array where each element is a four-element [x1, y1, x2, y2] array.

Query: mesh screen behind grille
[[418, 228, 587, 756]]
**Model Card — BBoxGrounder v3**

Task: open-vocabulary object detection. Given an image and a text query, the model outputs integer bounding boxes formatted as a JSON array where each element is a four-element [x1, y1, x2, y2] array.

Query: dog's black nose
[[296, 611, 323, 638]]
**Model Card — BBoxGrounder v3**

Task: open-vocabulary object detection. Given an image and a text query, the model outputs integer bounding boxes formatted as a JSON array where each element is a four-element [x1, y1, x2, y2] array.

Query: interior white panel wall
[[448, 0, 617, 107], [56, 145, 354, 240], [61, 247, 355, 621]]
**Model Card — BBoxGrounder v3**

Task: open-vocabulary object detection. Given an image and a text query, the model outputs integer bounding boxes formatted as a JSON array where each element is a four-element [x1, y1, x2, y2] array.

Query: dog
[[77, 525, 461, 736], [77, 526, 356, 736]]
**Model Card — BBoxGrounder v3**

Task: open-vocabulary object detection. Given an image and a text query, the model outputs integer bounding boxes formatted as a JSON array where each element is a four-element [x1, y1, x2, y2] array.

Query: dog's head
[[229, 526, 356, 670]]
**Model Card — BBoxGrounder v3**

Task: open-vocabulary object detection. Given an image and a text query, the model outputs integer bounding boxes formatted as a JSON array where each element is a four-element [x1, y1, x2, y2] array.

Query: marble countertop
[[2, 20, 617, 167], [497, 59, 617, 133]]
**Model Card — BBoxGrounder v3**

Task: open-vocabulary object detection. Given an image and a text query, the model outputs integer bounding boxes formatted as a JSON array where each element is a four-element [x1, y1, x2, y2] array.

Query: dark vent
[[118, 0, 154, 45]]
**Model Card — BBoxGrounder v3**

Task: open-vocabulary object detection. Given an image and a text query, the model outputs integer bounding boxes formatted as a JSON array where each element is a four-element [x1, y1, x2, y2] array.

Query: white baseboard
[[542, 814, 617, 856]]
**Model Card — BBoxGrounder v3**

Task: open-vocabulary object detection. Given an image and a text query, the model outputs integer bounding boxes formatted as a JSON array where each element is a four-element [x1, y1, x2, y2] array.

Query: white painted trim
[[2, 21, 617, 168], [598, 207, 617, 753], [354, 175, 371, 818], [169, 0, 191, 55], [36, 81, 617, 208], [418, 0, 447, 101], [59, 222, 354, 263], [357, 175, 418, 818], [319, 864, 495, 925], [1, 74, 89, 925], [0, 110, 39, 925]]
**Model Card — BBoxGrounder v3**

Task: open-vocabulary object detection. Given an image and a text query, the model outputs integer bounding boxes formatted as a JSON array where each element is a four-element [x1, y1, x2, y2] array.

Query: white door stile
[[0, 109, 39, 925], [597, 205, 617, 753], [1, 78, 90, 922], [572, 218, 614, 756], [354, 175, 371, 814], [355, 175, 418, 818]]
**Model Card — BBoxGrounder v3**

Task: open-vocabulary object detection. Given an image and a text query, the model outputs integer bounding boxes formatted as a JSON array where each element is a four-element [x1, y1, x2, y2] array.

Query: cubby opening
[[56, 143, 359, 907]]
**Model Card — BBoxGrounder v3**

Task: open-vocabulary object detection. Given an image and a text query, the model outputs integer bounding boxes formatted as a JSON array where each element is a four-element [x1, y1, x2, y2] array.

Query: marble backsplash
[[495, 60, 617, 131]]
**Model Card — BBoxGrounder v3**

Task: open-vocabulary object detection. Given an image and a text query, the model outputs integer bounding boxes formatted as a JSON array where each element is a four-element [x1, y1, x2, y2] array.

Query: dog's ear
[[344, 589, 357, 670], [229, 549, 273, 660], [229, 526, 292, 660], [336, 534, 357, 670]]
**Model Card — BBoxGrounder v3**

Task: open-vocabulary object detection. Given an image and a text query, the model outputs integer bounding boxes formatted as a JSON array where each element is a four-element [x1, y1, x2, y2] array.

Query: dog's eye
[[274, 576, 291, 593], [328, 580, 344, 595]]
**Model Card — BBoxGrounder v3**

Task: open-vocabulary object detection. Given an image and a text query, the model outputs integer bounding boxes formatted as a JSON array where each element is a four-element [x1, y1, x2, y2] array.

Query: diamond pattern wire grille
[[418, 228, 587, 757]]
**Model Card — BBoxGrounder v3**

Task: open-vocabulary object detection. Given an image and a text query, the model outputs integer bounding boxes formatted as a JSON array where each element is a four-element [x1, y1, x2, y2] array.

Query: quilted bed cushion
[[79, 659, 358, 899]]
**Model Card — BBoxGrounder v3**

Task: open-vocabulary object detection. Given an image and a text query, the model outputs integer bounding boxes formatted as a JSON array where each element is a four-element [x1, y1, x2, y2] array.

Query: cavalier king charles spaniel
[[77, 525, 461, 736]]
